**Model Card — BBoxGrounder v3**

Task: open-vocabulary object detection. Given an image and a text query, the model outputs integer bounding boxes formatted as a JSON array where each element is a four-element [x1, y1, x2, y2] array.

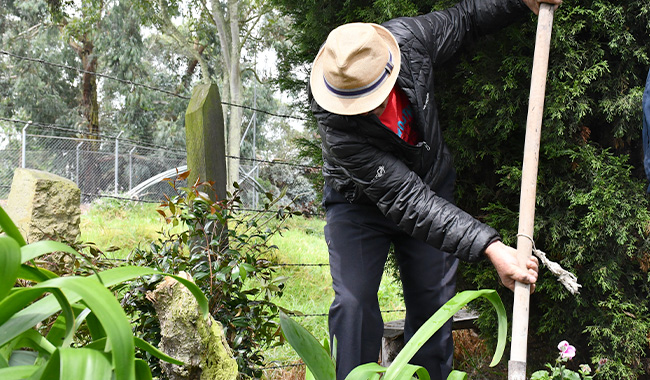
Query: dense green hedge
[[435, 2, 650, 378], [272, 0, 650, 378]]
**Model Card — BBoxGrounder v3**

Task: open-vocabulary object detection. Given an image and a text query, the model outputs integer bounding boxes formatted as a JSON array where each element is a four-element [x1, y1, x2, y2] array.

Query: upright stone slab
[[185, 83, 227, 201], [5, 168, 81, 243]]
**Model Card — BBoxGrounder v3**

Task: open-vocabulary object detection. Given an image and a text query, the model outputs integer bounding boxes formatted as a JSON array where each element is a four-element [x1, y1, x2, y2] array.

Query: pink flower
[[557, 340, 576, 359]]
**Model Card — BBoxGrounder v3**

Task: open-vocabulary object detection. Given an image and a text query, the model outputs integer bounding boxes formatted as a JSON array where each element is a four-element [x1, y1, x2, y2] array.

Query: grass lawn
[[79, 198, 164, 259], [79, 198, 406, 368], [79, 199, 498, 378]]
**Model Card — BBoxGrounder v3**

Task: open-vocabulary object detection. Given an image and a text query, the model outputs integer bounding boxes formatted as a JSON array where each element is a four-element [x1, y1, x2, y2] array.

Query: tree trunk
[[226, 0, 242, 189], [71, 35, 101, 195]]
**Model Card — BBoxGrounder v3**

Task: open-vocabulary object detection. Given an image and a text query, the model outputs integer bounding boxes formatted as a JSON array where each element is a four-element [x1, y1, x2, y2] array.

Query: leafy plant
[[280, 289, 507, 380], [0, 206, 209, 380], [124, 174, 298, 378]]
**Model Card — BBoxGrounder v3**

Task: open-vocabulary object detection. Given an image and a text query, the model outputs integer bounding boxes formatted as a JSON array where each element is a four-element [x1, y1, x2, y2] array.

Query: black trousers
[[325, 202, 459, 380]]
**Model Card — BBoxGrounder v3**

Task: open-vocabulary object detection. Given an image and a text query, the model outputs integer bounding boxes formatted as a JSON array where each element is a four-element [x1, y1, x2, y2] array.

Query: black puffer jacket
[[311, 0, 529, 262]]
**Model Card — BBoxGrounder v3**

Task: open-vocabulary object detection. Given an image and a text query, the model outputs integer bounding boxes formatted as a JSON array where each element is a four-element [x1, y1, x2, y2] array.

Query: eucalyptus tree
[[0, 0, 79, 131]]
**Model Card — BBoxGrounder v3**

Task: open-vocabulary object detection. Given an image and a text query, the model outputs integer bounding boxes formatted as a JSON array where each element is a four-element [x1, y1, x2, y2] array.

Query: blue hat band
[[324, 51, 394, 100]]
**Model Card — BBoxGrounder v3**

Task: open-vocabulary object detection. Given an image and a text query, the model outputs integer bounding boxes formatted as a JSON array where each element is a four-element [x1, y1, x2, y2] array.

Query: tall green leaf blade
[[85, 310, 107, 341], [0, 236, 21, 301], [0, 365, 39, 379], [0, 287, 76, 349], [385, 290, 506, 380], [9, 350, 38, 366], [15, 329, 56, 356], [0, 267, 160, 346], [49, 289, 75, 349], [32, 277, 135, 380], [280, 312, 336, 380], [1, 266, 208, 351], [17, 264, 58, 283], [133, 337, 184, 365], [134, 359, 153, 380], [0, 288, 57, 329], [20, 241, 78, 264], [35, 348, 113, 380], [447, 370, 468, 380], [0, 206, 26, 247], [482, 291, 507, 366], [344, 362, 385, 380]]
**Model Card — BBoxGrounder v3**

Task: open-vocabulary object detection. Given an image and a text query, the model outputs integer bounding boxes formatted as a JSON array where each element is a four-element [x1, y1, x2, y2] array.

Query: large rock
[[5, 168, 81, 243], [147, 272, 238, 380]]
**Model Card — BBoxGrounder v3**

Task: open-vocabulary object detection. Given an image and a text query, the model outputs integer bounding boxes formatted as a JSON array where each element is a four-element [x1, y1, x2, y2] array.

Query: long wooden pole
[[508, 4, 555, 380]]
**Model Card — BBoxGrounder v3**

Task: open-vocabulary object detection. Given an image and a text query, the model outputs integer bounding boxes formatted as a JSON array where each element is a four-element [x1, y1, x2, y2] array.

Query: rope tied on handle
[[517, 233, 582, 295]]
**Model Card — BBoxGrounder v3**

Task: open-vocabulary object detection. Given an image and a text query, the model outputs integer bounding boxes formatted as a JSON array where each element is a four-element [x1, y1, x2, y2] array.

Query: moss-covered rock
[[148, 273, 237, 380]]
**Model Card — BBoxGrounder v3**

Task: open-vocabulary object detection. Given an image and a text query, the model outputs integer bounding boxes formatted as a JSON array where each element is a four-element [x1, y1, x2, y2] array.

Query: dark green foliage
[[124, 176, 298, 378], [272, 0, 650, 378], [436, 2, 650, 379]]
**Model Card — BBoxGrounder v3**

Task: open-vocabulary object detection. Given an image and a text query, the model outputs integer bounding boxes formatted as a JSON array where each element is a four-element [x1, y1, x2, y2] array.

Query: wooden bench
[[380, 309, 479, 367]]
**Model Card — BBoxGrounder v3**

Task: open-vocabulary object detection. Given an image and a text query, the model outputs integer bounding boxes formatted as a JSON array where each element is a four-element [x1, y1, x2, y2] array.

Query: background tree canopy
[[271, 0, 650, 378]]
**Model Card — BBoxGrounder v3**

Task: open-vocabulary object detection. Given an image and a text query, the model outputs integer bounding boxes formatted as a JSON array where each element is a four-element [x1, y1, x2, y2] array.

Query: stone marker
[[5, 168, 81, 243], [185, 83, 227, 202], [147, 272, 238, 380]]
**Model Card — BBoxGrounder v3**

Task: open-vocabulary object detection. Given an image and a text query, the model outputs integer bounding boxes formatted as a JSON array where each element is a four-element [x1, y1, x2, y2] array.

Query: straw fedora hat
[[310, 23, 401, 116]]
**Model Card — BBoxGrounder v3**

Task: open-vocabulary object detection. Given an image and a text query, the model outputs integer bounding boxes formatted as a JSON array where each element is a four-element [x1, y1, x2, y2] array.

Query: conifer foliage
[[271, 0, 650, 378]]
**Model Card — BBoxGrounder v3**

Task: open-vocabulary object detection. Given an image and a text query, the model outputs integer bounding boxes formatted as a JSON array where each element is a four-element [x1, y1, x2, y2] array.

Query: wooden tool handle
[[508, 3, 555, 380]]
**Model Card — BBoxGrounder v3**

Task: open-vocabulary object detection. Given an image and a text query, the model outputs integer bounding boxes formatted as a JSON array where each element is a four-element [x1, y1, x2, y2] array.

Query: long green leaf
[[134, 359, 153, 380], [280, 312, 336, 380], [20, 241, 79, 264], [0, 287, 69, 333], [33, 348, 112, 380], [447, 370, 468, 380], [394, 364, 429, 380], [84, 309, 106, 341], [481, 291, 508, 366], [17, 264, 58, 283], [133, 337, 184, 366], [0, 266, 204, 347], [8, 350, 38, 366], [0, 206, 26, 247], [84, 337, 107, 351], [32, 277, 135, 380], [47, 306, 91, 349], [0, 236, 21, 301], [15, 329, 56, 356], [0, 365, 39, 379], [385, 290, 507, 380], [49, 289, 75, 350], [344, 362, 386, 380]]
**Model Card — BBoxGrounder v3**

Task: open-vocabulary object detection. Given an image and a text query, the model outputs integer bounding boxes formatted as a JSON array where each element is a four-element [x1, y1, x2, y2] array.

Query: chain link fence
[[3, 126, 319, 212]]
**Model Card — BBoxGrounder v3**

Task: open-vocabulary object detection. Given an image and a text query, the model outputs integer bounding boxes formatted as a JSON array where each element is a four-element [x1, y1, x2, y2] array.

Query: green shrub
[[124, 176, 299, 378], [437, 3, 650, 377], [0, 206, 208, 380]]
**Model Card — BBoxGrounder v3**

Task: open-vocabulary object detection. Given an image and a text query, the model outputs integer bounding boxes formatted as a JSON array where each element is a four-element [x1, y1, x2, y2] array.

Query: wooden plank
[[380, 309, 479, 367]]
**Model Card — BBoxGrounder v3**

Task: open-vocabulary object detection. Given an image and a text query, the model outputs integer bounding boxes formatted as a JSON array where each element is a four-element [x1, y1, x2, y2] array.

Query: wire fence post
[[129, 146, 136, 191], [21, 121, 31, 168], [115, 131, 124, 195], [253, 84, 258, 209], [76, 141, 83, 185]]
